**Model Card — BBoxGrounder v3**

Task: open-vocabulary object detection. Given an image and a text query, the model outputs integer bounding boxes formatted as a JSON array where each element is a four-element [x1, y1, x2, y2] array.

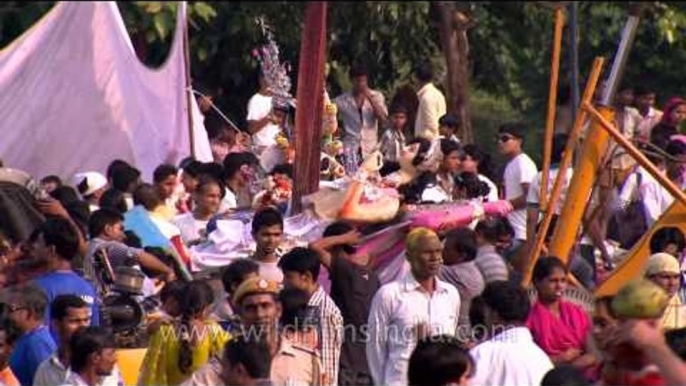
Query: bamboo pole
[[569, 2, 580, 119], [182, 2, 195, 158], [522, 57, 605, 286], [583, 102, 686, 206], [547, 9, 643, 266], [540, 6, 565, 213], [546, 105, 613, 264]]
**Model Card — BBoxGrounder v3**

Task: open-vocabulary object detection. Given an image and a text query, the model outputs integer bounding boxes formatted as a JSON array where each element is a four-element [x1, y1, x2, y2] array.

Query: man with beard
[[366, 227, 461, 386]]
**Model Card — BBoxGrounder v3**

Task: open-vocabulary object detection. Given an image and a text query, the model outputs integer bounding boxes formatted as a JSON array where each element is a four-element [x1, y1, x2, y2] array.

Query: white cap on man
[[73, 172, 107, 198]]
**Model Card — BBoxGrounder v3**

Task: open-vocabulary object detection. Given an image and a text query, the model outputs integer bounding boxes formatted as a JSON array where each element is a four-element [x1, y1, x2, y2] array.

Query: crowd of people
[[0, 59, 685, 386]]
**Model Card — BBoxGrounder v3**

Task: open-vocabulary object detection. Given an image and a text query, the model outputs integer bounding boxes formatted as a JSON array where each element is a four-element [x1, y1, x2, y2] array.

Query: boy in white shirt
[[497, 123, 538, 263], [246, 72, 288, 172], [378, 105, 408, 165], [470, 281, 553, 386], [438, 113, 461, 144]]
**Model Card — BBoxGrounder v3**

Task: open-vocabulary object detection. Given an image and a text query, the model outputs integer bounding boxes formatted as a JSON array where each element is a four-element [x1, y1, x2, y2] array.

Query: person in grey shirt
[[334, 64, 388, 163], [438, 228, 485, 339], [474, 218, 510, 284]]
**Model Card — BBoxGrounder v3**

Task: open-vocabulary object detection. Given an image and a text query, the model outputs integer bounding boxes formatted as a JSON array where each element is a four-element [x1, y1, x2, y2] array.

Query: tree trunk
[[436, 2, 474, 143]]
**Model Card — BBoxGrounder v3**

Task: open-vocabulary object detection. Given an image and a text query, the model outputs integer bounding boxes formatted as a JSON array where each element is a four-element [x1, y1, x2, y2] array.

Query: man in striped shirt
[[474, 218, 510, 284], [279, 248, 343, 386]]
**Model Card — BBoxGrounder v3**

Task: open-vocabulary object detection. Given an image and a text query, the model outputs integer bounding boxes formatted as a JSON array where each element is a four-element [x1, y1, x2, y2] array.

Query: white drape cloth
[[0, 1, 211, 181]]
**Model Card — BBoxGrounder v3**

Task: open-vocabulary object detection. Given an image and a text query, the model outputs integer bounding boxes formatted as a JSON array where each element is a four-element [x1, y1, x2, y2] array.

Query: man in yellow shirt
[[413, 63, 446, 140]]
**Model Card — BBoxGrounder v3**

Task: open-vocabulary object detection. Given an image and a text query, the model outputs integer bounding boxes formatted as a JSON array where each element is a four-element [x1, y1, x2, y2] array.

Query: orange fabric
[[0, 366, 20, 386]]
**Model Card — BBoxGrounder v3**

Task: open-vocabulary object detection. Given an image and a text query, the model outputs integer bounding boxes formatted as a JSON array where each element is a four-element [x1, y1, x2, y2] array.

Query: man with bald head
[[366, 228, 461, 386]]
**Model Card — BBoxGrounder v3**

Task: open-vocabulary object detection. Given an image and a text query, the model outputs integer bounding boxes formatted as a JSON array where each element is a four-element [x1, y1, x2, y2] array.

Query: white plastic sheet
[[0, 2, 211, 181]]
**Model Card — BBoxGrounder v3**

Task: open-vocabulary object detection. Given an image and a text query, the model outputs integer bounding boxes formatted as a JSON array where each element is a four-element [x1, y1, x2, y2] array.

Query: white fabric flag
[[0, 1, 211, 181]]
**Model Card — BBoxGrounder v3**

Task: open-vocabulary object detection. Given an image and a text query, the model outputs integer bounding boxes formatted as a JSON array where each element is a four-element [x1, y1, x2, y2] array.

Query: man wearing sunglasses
[[6, 284, 56, 386], [497, 123, 538, 269]]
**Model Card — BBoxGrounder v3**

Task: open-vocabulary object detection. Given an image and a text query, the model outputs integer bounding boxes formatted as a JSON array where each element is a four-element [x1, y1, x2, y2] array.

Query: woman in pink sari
[[527, 256, 597, 371]]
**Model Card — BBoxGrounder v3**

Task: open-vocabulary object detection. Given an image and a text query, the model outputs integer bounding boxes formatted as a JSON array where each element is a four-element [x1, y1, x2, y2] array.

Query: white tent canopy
[[0, 1, 211, 181]]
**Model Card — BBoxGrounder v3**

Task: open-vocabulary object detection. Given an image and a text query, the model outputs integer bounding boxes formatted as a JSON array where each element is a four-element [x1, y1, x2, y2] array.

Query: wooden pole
[[583, 102, 686, 206], [182, 2, 195, 158], [540, 7, 565, 213], [522, 57, 605, 287], [546, 105, 613, 265], [291, 2, 328, 214]]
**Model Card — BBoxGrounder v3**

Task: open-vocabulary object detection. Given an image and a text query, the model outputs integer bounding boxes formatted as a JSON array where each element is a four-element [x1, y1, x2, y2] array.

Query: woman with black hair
[[420, 140, 463, 204], [397, 137, 436, 204], [460, 144, 498, 202], [454, 172, 491, 202], [527, 257, 596, 371], [138, 280, 229, 386], [98, 189, 128, 215]]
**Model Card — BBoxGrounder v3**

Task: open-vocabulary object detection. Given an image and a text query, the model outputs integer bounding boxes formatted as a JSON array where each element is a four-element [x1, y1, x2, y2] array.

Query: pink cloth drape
[[0, 2, 211, 181]]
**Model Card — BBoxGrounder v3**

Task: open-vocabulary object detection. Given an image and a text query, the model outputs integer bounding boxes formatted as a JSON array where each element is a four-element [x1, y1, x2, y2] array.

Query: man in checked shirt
[[279, 247, 343, 386]]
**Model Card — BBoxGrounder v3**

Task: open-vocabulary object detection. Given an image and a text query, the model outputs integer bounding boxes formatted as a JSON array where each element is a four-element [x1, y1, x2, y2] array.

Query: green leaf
[[193, 2, 217, 22], [198, 47, 208, 61], [146, 30, 156, 43], [152, 12, 168, 40], [144, 1, 162, 14]]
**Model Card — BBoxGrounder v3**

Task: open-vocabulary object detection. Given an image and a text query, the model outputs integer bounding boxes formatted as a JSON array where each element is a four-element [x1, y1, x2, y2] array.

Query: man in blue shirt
[[7, 284, 57, 386], [30, 218, 99, 334]]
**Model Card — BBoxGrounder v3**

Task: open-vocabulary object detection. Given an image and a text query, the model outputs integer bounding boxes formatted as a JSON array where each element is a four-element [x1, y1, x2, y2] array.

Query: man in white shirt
[[498, 123, 538, 259], [247, 72, 285, 172], [414, 63, 447, 140], [611, 88, 641, 185], [334, 64, 388, 160], [635, 85, 663, 142], [366, 228, 460, 386], [221, 152, 254, 211], [619, 139, 686, 228], [470, 281, 553, 386], [250, 207, 285, 284], [526, 133, 572, 242]]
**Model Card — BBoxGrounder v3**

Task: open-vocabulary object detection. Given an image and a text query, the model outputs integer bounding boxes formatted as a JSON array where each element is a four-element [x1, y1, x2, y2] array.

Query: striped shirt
[[308, 286, 343, 386], [379, 129, 406, 163], [475, 244, 509, 284]]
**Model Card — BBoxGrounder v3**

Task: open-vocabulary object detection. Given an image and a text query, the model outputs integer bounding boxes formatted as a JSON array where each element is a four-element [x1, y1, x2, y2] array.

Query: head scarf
[[644, 252, 681, 277], [659, 97, 686, 128]]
